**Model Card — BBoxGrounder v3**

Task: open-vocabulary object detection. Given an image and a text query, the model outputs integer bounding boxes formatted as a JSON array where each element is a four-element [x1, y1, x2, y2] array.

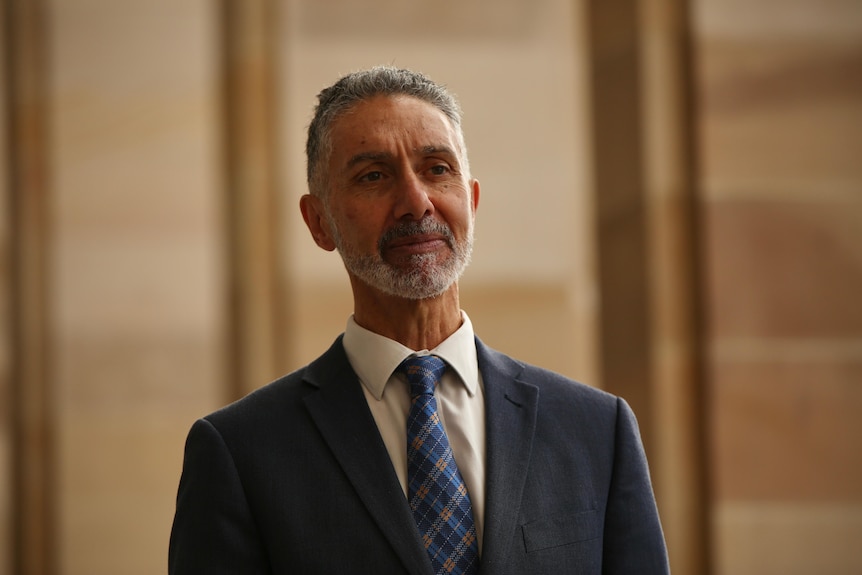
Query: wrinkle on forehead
[[328, 94, 470, 180], [339, 96, 456, 141], [344, 145, 459, 171]]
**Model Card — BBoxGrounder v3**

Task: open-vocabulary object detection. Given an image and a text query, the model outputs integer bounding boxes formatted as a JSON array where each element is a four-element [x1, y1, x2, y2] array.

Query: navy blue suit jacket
[[169, 337, 669, 574]]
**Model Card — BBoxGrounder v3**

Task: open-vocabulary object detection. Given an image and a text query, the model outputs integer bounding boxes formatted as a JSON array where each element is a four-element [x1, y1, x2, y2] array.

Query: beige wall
[[694, 0, 862, 573], [2, 0, 860, 574], [49, 1, 224, 573]]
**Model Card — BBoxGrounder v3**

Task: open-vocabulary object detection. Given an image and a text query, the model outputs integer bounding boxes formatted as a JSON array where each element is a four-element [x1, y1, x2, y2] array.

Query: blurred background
[[2, 0, 860, 574]]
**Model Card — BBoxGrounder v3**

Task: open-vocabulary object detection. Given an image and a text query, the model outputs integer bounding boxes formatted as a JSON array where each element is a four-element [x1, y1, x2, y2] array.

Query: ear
[[470, 178, 480, 215], [299, 194, 337, 252]]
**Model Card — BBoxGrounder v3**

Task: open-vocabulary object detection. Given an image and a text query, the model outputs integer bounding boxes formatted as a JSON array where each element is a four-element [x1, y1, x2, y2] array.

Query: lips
[[379, 219, 455, 256], [386, 233, 448, 251]]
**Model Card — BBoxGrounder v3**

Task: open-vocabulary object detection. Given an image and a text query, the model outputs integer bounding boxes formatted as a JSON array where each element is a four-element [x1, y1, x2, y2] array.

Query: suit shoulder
[[205, 336, 355, 426], [201, 336, 351, 435], [204, 366, 311, 429], [520, 361, 617, 408], [478, 341, 619, 411]]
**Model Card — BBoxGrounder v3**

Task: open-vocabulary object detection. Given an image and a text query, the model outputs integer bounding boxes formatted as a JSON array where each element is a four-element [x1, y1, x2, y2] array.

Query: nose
[[393, 170, 434, 221]]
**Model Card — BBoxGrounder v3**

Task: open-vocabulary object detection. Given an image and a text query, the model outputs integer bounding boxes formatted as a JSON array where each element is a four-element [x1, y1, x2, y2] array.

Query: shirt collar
[[343, 311, 479, 401]]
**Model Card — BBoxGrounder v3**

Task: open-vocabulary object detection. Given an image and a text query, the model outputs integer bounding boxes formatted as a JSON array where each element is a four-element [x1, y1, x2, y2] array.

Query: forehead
[[328, 95, 460, 163]]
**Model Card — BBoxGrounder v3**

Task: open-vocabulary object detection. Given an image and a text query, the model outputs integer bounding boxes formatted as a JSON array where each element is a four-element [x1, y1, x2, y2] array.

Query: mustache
[[378, 218, 455, 251]]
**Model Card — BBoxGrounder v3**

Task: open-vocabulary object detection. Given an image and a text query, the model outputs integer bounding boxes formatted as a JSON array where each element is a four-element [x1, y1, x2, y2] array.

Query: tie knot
[[396, 355, 446, 398]]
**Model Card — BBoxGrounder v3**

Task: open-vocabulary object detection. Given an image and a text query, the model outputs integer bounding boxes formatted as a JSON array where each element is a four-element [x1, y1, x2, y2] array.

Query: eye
[[359, 170, 384, 182], [428, 164, 450, 176]]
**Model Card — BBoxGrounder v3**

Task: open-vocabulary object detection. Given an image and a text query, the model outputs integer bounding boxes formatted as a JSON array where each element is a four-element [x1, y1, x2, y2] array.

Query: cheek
[[341, 207, 365, 225], [438, 195, 474, 230], [337, 206, 384, 244], [341, 208, 373, 235]]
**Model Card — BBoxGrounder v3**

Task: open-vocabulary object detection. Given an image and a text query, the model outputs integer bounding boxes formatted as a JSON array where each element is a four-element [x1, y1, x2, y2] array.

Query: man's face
[[318, 95, 479, 300]]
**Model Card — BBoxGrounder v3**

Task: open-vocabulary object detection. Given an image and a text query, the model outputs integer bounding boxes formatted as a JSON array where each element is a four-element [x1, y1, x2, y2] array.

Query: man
[[169, 66, 669, 574]]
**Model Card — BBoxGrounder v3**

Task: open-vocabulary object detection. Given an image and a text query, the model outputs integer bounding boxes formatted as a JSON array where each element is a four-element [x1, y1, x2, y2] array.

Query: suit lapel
[[302, 338, 433, 575], [299, 336, 539, 574], [476, 339, 539, 573]]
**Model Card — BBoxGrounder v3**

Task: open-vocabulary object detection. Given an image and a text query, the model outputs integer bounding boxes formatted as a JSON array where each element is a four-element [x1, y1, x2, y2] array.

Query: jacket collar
[[302, 337, 434, 575], [474, 339, 539, 573], [301, 336, 539, 574]]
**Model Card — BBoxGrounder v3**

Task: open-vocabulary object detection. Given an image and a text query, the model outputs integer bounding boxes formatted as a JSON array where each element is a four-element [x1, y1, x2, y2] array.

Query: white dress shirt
[[342, 311, 487, 548]]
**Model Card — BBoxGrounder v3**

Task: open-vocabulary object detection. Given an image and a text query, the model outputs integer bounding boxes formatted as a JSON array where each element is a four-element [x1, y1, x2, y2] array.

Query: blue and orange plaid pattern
[[398, 355, 479, 575]]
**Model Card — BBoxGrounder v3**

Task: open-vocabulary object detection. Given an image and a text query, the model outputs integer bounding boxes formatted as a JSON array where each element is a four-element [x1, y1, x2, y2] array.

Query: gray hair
[[305, 66, 468, 198]]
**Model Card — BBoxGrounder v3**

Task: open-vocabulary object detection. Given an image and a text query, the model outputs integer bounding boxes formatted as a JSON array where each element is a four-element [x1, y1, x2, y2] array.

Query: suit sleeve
[[169, 418, 270, 574], [601, 398, 670, 574]]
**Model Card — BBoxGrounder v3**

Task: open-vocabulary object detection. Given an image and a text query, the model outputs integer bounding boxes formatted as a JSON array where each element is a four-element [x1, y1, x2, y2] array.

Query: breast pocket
[[520, 508, 602, 552]]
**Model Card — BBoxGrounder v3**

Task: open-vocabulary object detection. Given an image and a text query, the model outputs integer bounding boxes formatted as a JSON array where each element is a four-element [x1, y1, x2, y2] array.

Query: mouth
[[385, 237, 448, 260], [379, 220, 454, 259], [387, 233, 447, 249]]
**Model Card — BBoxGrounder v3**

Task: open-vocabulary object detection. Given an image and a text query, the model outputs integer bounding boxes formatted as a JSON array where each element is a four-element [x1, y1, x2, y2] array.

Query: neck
[[351, 281, 463, 350]]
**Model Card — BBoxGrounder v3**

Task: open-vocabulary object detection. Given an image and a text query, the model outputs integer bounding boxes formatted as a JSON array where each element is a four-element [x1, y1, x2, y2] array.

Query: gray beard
[[327, 215, 473, 300]]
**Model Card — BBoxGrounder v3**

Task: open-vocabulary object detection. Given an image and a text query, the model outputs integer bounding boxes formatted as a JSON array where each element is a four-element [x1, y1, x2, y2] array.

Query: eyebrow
[[343, 145, 459, 171], [345, 151, 391, 171], [419, 144, 457, 157]]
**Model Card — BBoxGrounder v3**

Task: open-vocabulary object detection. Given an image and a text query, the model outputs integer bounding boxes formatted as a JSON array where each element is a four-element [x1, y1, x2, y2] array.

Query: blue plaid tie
[[398, 355, 479, 575]]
